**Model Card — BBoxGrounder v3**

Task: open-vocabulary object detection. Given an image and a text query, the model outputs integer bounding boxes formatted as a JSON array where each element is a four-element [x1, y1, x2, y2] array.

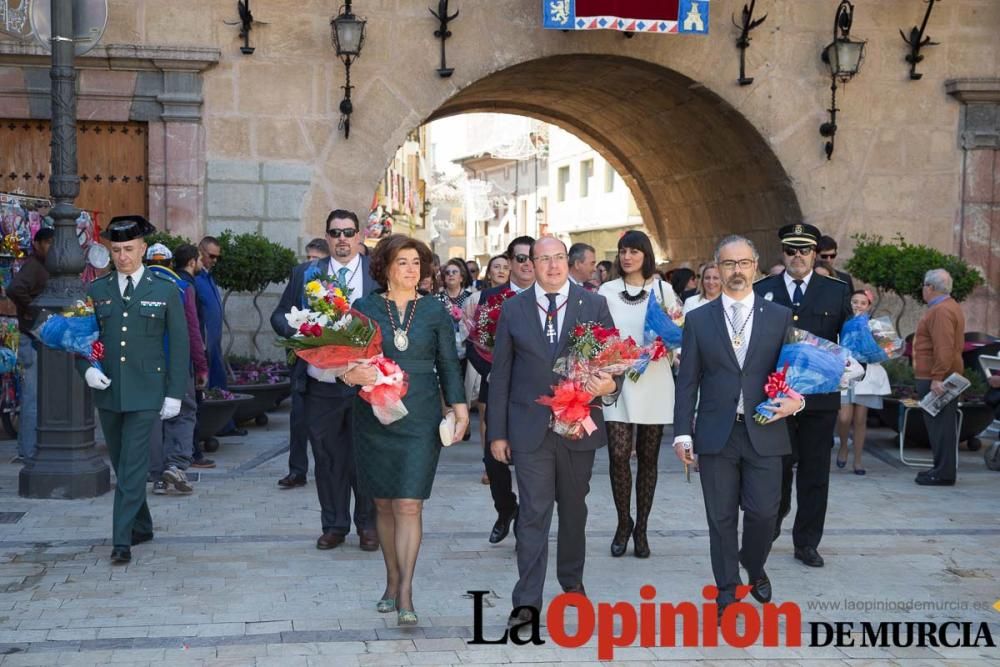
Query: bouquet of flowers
[[468, 287, 516, 362], [840, 314, 904, 364], [36, 298, 104, 371], [538, 322, 641, 440], [357, 355, 410, 425], [627, 290, 684, 382], [754, 328, 862, 424], [277, 279, 408, 425]]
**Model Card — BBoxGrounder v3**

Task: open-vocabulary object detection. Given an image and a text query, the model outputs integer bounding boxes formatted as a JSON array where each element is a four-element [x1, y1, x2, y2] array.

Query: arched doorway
[[419, 54, 801, 264]]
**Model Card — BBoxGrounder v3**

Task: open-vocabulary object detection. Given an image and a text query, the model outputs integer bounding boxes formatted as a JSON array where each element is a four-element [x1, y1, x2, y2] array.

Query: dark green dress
[[353, 292, 466, 499]]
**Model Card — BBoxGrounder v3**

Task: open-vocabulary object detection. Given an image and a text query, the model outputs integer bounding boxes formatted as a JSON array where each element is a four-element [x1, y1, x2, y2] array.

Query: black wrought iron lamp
[[819, 0, 866, 160], [901, 0, 941, 81], [331, 1, 367, 139]]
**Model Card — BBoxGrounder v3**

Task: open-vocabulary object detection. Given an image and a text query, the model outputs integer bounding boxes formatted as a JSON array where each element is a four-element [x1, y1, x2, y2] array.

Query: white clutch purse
[[439, 411, 457, 447]]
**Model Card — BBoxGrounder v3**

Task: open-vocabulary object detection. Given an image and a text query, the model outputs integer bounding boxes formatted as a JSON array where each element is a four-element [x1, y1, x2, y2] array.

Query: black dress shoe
[[277, 474, 307, 489], [218, 427, 248, 437], [489, 507, 518, 544], [633, 526, 650, 559], [794, 546, 825, 567], [610, 517, 634, 557], [110, 547, 131, 564], [749, 571, 772, 603], [130, 531, 154, 546], [915, 473, 955, 486]]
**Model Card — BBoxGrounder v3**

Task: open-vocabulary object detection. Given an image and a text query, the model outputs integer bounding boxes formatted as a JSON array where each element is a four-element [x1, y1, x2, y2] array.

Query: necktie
[[124, 275, 134, 301], [792, 279, 804, 307], [337, 266, 349, 291], [545, 293, 560, 355], [731, 303, 748, 414]]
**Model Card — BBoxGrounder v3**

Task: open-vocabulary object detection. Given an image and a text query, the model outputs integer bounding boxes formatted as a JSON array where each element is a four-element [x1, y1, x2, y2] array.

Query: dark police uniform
[[75, 218, 189, 559], [753, 223, 852, 563]]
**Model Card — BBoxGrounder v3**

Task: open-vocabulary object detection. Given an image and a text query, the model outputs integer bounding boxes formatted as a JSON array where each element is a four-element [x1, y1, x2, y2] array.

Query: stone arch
[[422, 54, 801, 264]]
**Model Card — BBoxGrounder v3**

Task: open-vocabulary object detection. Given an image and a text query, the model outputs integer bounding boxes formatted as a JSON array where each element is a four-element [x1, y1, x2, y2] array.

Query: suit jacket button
[[157, 367, 161, 372]]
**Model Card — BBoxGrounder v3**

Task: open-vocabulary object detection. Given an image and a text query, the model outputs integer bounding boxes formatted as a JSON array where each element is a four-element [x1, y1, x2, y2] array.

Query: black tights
[[606, 421, 664, 540]]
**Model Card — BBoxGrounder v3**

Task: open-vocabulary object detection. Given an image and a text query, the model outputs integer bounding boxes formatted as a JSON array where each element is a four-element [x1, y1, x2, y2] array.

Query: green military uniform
[[75, 267, 189, 549]]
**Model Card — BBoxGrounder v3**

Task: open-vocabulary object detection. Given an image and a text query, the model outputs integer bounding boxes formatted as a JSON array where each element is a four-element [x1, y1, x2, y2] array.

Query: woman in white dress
[[681, 262, 721, 315], [598, 230, 677, 559]]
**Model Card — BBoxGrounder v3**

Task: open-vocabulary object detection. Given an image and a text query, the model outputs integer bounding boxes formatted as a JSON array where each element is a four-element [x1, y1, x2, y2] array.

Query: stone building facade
[[0, 0, 997, 343]]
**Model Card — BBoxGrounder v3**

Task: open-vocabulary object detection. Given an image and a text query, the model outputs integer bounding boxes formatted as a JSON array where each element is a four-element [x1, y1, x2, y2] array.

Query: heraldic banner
[[542, 0, 709, 35]]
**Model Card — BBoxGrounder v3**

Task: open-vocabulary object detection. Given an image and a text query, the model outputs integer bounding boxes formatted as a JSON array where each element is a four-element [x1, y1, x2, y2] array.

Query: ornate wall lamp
[[331, 1, 367, 139], [901, 0, 941, 81], [733, 0, 767, 86], [819, 0, 866, 160], [224, 0, 266, 55], [430, 0, 459, 78]]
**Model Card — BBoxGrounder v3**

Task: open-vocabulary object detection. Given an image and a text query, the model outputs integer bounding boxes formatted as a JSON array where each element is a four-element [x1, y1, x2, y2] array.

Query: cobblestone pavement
[[1, 404, 998, 666]]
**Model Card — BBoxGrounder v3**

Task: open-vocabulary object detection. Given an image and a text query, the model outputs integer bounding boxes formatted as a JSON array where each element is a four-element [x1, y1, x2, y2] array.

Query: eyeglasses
[[718, 259, 756, 271], [443, 268, 461, 276], [534, 253, 567, 264], [513, 253, 531, 264], [782, 246, 814, 257], [327, 228, 358, 238], [819, 252, 837, 260]]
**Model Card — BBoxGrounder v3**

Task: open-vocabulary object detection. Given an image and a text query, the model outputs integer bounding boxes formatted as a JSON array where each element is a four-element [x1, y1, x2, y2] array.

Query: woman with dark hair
[[669, 267, 697, 303], [341, 234, 469, 626], [596, 260, 613, 284], [597, 230, 677, 558], [436, 257, 474, 309]]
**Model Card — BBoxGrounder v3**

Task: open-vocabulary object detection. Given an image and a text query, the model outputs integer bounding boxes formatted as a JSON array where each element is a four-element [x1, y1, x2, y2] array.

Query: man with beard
[[673, 235, 800, 613], [271, 210, 378, 552], [467, 235, 535, 545], [753, 224, 852, 568]]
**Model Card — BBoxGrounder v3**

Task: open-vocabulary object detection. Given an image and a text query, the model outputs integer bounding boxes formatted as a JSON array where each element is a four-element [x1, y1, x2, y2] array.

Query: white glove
[[159, 397, 182, 421], [84, 367, 111, 390]]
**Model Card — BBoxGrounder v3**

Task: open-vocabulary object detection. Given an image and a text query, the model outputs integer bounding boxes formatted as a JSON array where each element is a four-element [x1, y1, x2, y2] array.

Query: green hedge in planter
[[145, 231, 193, 254], [212, 231, 297, 295]]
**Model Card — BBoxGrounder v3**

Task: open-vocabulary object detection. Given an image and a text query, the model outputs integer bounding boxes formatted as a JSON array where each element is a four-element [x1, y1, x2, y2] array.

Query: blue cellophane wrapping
[[754, 329, 848, 420], [37, 314, 102, 371], [840, 314, 888, 364]]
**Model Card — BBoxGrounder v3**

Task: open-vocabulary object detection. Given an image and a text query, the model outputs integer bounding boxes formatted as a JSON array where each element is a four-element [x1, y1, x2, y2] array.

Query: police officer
[[753, 223, 851, 568], [76, 216, 190, 564]]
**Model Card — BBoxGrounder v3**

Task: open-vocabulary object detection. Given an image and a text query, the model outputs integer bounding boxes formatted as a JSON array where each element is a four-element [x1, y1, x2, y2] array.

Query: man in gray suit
[[672, 235, 804, 612], [271, 210, 378, 552], [488, 236, 619, 626]]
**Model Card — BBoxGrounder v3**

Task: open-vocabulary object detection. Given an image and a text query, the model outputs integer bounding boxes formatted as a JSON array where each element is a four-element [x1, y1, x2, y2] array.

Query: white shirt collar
[[534, 281, 570, 302], [784, 270, 813, 290], [568, 275, 581, 285], [330, 254, 360, 273], [720, 290, 755, 311], [510, 280, 533, 294], [119, 265, 144, 286]]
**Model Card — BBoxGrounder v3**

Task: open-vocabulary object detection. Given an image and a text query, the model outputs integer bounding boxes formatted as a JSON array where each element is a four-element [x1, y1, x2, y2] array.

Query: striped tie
[[732, 302, 748, 414]]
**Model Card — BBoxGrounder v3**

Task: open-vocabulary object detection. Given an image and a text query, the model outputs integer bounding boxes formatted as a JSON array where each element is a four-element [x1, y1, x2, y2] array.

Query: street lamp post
[[20, 0, 110, 498]]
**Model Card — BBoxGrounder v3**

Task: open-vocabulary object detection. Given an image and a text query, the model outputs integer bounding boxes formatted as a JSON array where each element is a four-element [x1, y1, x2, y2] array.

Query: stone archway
[[424, 54, 801, 263]]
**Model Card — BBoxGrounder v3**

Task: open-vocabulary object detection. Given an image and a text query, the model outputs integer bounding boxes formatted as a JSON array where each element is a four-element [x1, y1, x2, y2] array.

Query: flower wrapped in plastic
[[839, 314, 904, 364], [468, 287, 516, 363], [36, 298, 104, 371], [538, 322, 641, 440], [754, 328, 861, 424], [358, 355, 410, 425], [627, 293, 683, 382]]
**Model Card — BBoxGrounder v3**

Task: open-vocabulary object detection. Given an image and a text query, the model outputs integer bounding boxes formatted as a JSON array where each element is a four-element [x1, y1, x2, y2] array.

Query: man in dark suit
[[467, 235, 535, 544], [673, 235, 802, 611], [753, 223, 852, 568], [488, 236, 619, 625], [271, 209, 378, 552]]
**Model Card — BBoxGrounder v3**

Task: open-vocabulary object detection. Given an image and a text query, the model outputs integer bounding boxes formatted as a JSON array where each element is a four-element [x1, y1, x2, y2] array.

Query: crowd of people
[[9, 209, 985, 628]]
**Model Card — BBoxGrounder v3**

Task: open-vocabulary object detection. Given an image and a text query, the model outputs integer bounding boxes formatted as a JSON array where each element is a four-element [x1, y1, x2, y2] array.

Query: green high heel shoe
[[376, 598, 396, 613], [397, 608, 418, 626]]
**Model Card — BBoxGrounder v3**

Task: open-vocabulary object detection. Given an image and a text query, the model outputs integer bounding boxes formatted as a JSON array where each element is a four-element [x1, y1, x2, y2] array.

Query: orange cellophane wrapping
[[293, 320, 383, 374]]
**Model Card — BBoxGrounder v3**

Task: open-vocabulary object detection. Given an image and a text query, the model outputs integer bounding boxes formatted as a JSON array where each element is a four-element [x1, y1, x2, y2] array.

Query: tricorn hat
[[778, 223, 821, 247], [100, 215, 156, 242]]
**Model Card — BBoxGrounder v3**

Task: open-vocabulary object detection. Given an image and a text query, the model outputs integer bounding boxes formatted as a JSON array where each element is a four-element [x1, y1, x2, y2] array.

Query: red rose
[[298, 323, 312, 336], [573, 325, 585, 338], [488, 309, 501, 322]]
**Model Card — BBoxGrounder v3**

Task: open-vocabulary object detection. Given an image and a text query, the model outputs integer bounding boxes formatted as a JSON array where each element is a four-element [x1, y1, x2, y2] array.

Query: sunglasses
[[513, 253, 531, 264], [819, 252, 837, 260], [327, 228, 358, 238], [782, 246, 814, 257]]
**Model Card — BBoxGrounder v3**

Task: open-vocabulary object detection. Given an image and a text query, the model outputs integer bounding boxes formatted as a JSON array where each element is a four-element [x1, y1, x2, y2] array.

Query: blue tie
[[792, 279, 804, 308], [337, 267, 349, 292]]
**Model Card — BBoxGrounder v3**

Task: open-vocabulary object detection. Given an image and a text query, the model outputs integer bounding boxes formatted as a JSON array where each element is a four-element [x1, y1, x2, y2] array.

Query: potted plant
[[197, 388, 254, 452], [144, 231, 193, 253], [227, 357, 292, 425]]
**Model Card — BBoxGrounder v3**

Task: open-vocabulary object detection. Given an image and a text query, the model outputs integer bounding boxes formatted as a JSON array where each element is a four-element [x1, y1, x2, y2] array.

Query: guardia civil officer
[[77, 216, 189, 564], [753, 223, 852, 568]]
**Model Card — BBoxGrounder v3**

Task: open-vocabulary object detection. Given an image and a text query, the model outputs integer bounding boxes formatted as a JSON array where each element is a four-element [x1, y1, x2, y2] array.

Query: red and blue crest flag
[[542, 0, 709, 34]]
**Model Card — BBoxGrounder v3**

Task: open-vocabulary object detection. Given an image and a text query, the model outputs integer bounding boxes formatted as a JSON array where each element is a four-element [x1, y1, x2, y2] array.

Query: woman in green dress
[[342, 234, 469, 627]]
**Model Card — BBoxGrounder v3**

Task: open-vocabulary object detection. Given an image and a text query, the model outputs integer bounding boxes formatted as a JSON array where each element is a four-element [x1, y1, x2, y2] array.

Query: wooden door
[[0, 119, 148, 219]]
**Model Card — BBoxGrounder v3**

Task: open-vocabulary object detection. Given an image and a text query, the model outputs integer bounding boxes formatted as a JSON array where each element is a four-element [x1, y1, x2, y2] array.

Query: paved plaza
[[1, 404, 998, 666]]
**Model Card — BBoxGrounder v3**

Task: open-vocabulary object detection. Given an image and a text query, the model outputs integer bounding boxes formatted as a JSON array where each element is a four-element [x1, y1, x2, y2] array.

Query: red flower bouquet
[[358, 355, 410, 425], [468, 288, 516, 362], [535, 380, 598, 439]]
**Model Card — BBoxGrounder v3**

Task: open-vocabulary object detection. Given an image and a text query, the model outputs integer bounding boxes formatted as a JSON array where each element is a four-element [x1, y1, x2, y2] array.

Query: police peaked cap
[[778, 223, 821, 247], [101, 215, 156, 242]]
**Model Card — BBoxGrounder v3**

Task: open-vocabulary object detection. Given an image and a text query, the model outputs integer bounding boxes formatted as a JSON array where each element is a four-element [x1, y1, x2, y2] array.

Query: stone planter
[[229, 380, 291, 426], [878, 396, 994, 450], [196, 392, 253, 452]]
